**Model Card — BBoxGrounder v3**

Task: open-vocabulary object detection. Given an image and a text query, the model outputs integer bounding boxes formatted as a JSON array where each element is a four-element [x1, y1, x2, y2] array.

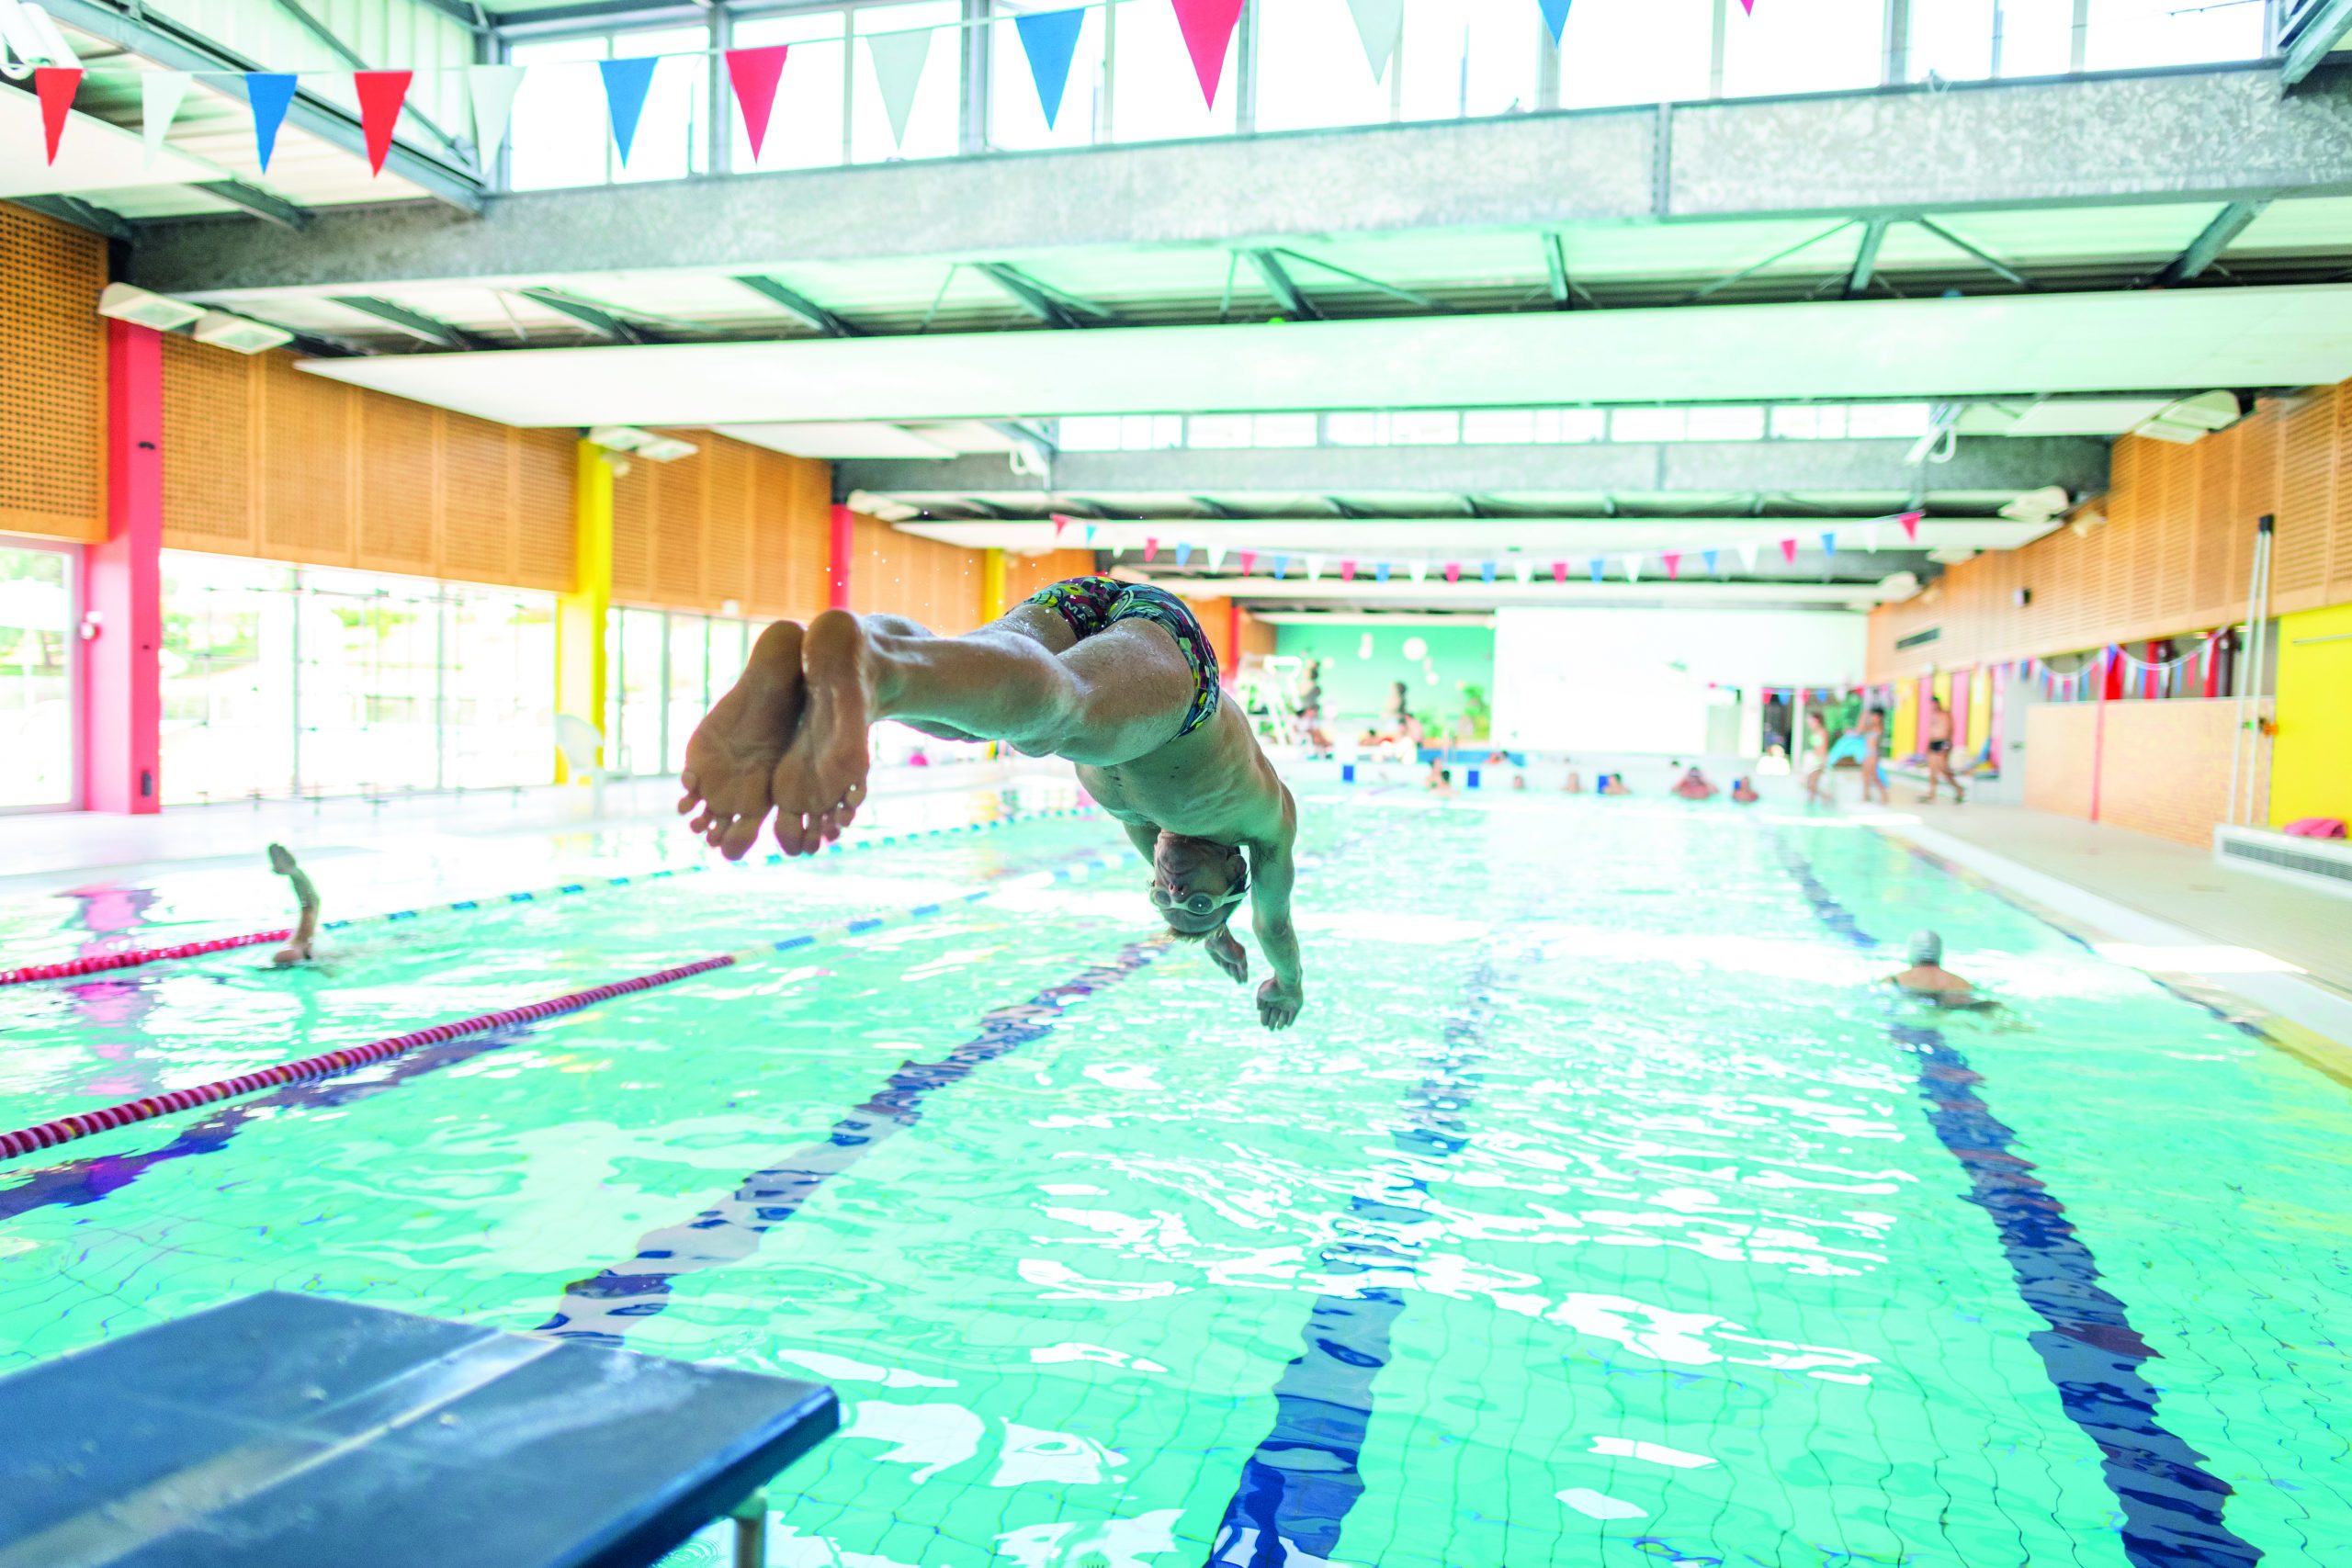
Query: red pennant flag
[[1144, 536, 1159, 562], [1779, 537, 1798, 565], [726, 46, 788, 160], [1170, 0, 1247, 107], [1052, 513, 1069, 539], [354, 71, 411, 175], [1340, 560, 1356, 582], [1238, 551, 1256, 574], [1551, 561, 1566, 584], [1664, 551, 1681, 581], [1898, 510, 1922, 543], [36, 67, 82, 164]]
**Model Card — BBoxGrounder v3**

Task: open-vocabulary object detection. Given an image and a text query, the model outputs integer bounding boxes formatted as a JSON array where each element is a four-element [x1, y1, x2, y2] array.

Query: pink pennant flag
[[1663, 551, 1681, 581], [727, 46, 789, 160], [1898, 510, 1922, 543], [36, 67, 81, 164], [1551, 561, 1566, 584], [1052, 513, 1070, 539], [1740, 0, 1757, 11], [1238, 550, 1257, 574], [1779, 537, 1798, 566], [1144, 536, 1159, 562], [1170, 0, 1247, 107], [1340, 559, 1356, 582], [1443, 561, 1461, 583], [355, 71, 412, 175]]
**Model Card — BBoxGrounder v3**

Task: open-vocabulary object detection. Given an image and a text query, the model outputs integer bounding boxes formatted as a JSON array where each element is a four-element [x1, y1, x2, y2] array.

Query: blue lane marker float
[[1773, 833, 2262, 1568]]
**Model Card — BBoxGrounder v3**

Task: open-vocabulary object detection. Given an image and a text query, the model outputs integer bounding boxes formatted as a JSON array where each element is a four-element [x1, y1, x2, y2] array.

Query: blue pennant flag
[[1175, 542, 1193, 566], [1374, 561, 1391, 582], [1479, 560, 1497, 583], [1703, 548, 1720, 575], [599, 56, 660, 164], [1820, 530, 1838, 558], [1272, 555, 1290, 580], [243, 73, 299, 172], [1539, 0, 1571, 46], [1014, 7, 1086, 130], [1589, 558, 1604, 584]]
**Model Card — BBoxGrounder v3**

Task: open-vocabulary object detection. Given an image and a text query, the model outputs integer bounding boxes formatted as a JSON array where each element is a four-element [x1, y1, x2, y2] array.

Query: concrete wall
[[2272, 603, 2352, 829], [2023, 698, 2267, 847]]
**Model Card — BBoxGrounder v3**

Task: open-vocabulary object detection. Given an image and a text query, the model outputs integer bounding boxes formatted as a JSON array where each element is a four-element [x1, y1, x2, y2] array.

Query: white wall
[[1494, 607, 1870, 753]]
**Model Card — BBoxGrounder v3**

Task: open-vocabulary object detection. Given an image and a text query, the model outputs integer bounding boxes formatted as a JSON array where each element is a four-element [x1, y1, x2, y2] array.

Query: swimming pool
[[3, 783, 2346, 1567]]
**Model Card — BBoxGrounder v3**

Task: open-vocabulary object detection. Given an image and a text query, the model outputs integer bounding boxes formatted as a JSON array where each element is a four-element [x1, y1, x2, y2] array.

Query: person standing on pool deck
[[1808, 708, 1890, 807], [266, 842, 321, 967], [1919, 696, 1966, 805], [678, 580, 1306, 1032]]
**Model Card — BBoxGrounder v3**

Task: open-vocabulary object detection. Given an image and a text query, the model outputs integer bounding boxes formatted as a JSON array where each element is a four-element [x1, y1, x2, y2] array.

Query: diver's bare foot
[[1204, 928, 1249, 986], [768, 609, 875, 856], [678, 620, 806, 860]]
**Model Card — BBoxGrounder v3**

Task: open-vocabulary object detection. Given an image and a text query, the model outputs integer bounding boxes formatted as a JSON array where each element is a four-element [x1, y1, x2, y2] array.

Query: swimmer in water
[[680, 580, 1306, 1031], [1731, 777, 1759, 805], [266, 842, 320, 967], [1889, 931, 1978, 1005]]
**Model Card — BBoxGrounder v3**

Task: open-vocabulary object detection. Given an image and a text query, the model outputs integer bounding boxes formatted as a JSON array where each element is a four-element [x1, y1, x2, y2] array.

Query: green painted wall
[[1275, 623, 1497, 739]]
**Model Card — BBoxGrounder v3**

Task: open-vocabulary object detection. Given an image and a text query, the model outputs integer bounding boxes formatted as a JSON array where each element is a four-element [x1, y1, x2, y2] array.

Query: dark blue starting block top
[[0, 1292, 838, 1568]]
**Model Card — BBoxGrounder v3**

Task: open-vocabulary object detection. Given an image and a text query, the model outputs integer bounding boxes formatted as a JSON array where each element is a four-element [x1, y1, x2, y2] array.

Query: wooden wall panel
[[1002, 549, 1099, 604], [702, 439, 752, 613], [610, 457, 652, 603], [609, 432, 831, 618], [1871, 380, 2352, 681], [0, 207, 106, 543], [159, 343, 574, 592], [651, 451, 707, 608], [848, 518, 985, 633]]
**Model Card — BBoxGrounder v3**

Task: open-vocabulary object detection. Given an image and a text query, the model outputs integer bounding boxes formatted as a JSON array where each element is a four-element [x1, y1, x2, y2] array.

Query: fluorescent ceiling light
[[2132, 389, 2243, 446], [589, 425, 697, 462], [97, 283, 205, 333], [192, 310, 293, 355]]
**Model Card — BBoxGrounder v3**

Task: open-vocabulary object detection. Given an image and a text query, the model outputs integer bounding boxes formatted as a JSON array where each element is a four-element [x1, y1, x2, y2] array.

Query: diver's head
[[1907, 930, 1944, 967], [266, 842, 296, 874], [1149, 832, 1248, 940]]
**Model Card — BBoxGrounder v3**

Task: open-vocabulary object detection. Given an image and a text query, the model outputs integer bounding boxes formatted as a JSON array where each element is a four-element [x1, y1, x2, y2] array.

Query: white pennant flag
[[466, 64, 526, 163], [1343, 0, 1406, 83], [1623, 553, 1642, 583], [1206, 544, 1227, 571], [866, 28, 933, 149], [1514, 558, 1533, 584], [1306, 555, 1324, 581], [1408, 559, 1428, 581], [1738, 541, 1760, 573], [1863, 523, 1882, 553], [141, 72, 192, 165]]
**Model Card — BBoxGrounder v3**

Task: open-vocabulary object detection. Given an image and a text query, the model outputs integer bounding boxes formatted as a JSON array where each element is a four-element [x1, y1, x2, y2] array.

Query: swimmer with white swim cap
[[1889, 930, 1978, 1003]]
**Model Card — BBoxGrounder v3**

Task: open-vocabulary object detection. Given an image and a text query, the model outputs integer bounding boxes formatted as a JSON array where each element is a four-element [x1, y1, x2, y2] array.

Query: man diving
[[677, 578, 1306, 1032]]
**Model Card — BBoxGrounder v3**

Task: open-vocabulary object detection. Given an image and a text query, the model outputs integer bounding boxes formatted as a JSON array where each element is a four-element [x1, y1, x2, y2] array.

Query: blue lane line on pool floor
[[536, 940, 1167, 1348], [1203, 953, 1504, 1568], [1775, 836, 2262, 1568]]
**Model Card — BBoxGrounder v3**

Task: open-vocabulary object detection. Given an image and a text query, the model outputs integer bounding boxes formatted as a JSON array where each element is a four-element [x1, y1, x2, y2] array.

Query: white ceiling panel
[[718, 423, 958, 458], [300, 286, 2352, 427], [2003, 396, 2173, 435], [0, 88, 224, 196]]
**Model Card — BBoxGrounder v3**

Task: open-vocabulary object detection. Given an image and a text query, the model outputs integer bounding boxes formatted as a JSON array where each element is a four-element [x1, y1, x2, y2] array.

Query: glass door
[[0, 540, 77, 810]]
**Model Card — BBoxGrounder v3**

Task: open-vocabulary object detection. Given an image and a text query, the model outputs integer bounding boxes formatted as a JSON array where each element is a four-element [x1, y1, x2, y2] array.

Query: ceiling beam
[[42, 0, 482, 214], [972, 263, 1112, 329], [193, 180, 314, 231], [1686, 221, 1857, 303], [2282, 0, 2352, 86], [1244, 249, 1319, 321], [1913, 218, 2032, 288], [733, 274, 863, 337], [2153, 199, 2270, 287], [330, 295, 489, 350], [1544, 233, 1574, 310], [266, 0, 477, 166], [1272, 248, 1453, 312], [1845, 217, 1891, 299], [11, 194, 132, 242], [516, 287, 656, 343]]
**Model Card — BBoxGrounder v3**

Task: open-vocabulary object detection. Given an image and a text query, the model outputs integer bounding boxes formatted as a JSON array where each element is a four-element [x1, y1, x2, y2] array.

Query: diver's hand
[[1257, 976, 1303, 1032], [1205, 927, 1249, 986]]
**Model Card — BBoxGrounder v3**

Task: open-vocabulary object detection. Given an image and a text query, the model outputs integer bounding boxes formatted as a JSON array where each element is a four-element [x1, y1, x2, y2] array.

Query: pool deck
[[1870, 800, 2352, 1072]]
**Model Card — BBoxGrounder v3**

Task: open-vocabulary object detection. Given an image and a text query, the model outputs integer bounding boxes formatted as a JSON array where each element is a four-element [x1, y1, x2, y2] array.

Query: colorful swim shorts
[[1023, 576, 1221, 738]]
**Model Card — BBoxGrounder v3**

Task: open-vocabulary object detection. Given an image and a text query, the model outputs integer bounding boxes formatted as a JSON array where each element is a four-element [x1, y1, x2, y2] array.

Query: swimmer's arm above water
[[270, 852, 320, 967], [1242, 786, 1304, 1032]]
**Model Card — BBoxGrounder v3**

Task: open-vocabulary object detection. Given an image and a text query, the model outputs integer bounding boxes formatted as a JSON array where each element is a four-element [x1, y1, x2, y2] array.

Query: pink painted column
[[84, 320, 164, 813], [828, 504, 854, 610]]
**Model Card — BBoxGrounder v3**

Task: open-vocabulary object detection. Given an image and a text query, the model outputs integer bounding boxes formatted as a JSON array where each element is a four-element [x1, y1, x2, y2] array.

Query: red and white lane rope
[[0, 850, 1128, 1163]]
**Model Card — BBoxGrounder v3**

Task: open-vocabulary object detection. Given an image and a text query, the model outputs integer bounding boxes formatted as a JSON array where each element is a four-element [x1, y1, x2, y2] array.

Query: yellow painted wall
[[1892, 681, 1919, 758], [1967, 667, 1993, 756], [555, 441, 613, 783], [2270, 602, 2352, 828]]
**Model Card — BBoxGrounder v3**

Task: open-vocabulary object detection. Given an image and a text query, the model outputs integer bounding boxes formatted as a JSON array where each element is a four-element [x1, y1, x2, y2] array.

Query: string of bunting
[[1054, 509, 1925, 587], [22, 0, 1772, 173]]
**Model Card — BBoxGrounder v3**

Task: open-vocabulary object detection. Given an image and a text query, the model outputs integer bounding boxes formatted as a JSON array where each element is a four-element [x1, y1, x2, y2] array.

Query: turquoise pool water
[[2, 785, 2346, 1567]]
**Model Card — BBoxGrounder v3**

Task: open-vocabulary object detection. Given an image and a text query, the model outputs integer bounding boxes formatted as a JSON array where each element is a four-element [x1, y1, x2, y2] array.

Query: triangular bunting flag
[[1740, 0, 1757, 12], [1899, 510, 1922, 543], [1551, 561, 1566, 584], [1374, 562, 1391, 583], [1779, 537, 1798, 566], [1703, 548, 1720, 576], [1820, 531, 1838, 558], [1207, 544, 1227, 570], [1083, 524, 1098, 547], [1344, 0, 1406, 82], [1664, 551, 1681, 581], [36, 67, 82, 164], [1170, 0, 1247, 108], [1589, 558, 1604, 584], [1443, 562, 1461, 584], [1273, 556, 1289, 580], [243, 73, 300, 173], [726, 46, 789, 160], [1623, 554, 1642, 584], [1340, 560, 1356, 582], [354, 71, 411, 175], [1862, 523, 1881, 554], [866, 27, 934, 149], [1538, 0, 1572, 47], [1738, 542, 1760, 572], [1175, 542, 1193, 566], [1306, 556, 1324, 581], [141, 72, 191, 166], [1144, 536, 1159, 562], [1239, 551, 1256, 574], [1408, 560, 1428, 581], [1514, 559, 1534, 585], [466, 65, 525, 163], [1013, 8, 1086, 130], [598, 56, 659, 164], [1478, 561, 1496, 584]]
